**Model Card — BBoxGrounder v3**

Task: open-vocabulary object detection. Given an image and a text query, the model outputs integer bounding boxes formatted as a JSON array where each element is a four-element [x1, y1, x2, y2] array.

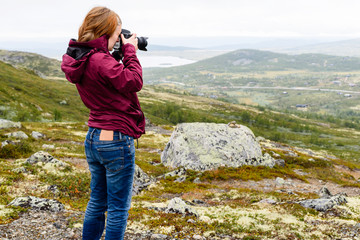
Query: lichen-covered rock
[[26, 151, 68, 169], [26, 151, 56, 164], [132, 165, 154, 195], [31, 131, 45, 139], [0, 119, 21, 129], [298, 187, 348, 212], [165, 197, 198, 217], [8, 196, 64, 212], [161, 123, 275, 171], [5, 131, 28, 139]]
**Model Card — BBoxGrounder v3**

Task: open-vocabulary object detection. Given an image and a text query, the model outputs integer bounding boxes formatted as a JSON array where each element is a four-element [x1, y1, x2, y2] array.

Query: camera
[[113, 29, 148, 60], [120, 29, 148, 51]]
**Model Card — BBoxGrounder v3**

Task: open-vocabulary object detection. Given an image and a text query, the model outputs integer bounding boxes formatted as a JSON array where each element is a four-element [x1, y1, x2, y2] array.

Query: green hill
[[0, 60, 88, 122], [0, 50, 64, 79]]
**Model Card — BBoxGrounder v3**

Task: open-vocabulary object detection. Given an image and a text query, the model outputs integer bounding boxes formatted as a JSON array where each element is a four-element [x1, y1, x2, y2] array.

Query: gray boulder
[[0, 119, 21, 129], [161, 122, 275, 171], [8, 196, 64, 212]]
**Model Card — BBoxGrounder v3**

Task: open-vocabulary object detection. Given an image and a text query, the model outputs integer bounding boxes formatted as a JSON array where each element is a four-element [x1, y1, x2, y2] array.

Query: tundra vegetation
[[0, 49, 360, 239]]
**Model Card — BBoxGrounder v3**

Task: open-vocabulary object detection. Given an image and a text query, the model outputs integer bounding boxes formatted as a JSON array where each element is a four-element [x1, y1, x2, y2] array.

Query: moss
[[199, 165, 307, 183], [0, 206, 28, 224], [38, 172, 90, 211], [0, 141, 33, 159]]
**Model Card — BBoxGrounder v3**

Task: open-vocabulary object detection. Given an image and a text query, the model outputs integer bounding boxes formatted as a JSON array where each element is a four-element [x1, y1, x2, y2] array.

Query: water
[[137, 56, 196, 68]]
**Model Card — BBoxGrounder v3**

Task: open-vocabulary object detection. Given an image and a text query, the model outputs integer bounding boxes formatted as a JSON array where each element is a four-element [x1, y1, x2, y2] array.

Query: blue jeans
[[82, 127, 135, 240]]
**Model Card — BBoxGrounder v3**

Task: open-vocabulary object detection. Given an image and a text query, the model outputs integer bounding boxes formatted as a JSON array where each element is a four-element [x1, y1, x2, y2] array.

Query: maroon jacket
[[61, 35, 145, 138]]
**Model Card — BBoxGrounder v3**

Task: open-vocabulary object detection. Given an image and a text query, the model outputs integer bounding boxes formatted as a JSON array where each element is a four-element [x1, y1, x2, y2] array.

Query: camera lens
[[137, 37, 148, 51]]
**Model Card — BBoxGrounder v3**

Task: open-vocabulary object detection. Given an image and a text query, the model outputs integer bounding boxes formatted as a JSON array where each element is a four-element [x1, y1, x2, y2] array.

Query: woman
[[61, 6, 145, 240]]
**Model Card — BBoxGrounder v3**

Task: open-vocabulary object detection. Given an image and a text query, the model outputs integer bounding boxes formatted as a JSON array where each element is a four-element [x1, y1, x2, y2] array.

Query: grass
[[38, 171, 91, 211], [199, 165, 307, 183]]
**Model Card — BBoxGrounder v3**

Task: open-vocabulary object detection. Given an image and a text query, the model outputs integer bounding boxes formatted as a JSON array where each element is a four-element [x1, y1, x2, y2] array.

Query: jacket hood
[[61, 35, 109, 84]]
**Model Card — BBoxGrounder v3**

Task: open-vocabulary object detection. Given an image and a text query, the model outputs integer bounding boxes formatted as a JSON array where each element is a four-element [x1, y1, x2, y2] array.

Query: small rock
[[271, 151, 281, 158], [187, 219, 196, 224], [174, 176, 186, 183], [0, 119, 21, 129], [5, 131, 28, 139], [298, 188, 347, 212], [26, 151, 56, 164], [1, 140, 16, 148], [132, 165, 155, 195], [319, 186, 332, 199], [165, 197, 198, 217], [275, 159, 285, 167], [193, 177, 201, 183], [259, 198, 277, 205], [193, 235, 203, 240], [59, 100, 67, 105], [150, 234, 168, 240], [192, 199, 206, 205], [164, 167, 187, 178], [12, 167, 27, 173], [31, 131, 45, 139], [42, 144, 55, 149], [8, 196, 64, 212], [275, 177, 285, 185]]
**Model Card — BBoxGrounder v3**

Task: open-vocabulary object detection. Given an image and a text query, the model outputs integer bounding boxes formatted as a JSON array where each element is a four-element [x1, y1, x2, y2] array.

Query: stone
[[150, 234, 168, 240], [164, 167, 187, 178], [42, 144, 55, 149], [132, 165, 155, 195], [318, 186, 332, 199], [0, 119, 21, 129], [193, 235, 204, 240], [26, 151, 56, 164], [161, 123, 275, 171], [8, 196, 64, 212], [275, 159, 285, 167], [59, 100, 67, 105], [1, 140, 16, 148], [165, 197, 198, 217], [193, 177, 201, 183], [275, 177, 285, 185], [5, 131, 28, 139], [31, 131, 45, 139], [26, 151, 67, 167], [298, 187, 347, 212], [12, 167, 27, 173], [259, 198, 277, 205], [174, 176, 186, 183]]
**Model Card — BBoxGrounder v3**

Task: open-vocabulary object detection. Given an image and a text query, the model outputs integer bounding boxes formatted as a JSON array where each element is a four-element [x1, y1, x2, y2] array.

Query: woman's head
[[78, 6, 121, 43]]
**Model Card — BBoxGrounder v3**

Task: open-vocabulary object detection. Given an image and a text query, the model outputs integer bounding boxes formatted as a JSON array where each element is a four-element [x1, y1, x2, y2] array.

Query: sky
[[1, 0, 360, 54]]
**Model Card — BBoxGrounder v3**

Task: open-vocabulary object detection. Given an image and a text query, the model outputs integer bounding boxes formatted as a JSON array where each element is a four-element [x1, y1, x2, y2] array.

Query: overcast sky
[[1, 0, 360, 46]]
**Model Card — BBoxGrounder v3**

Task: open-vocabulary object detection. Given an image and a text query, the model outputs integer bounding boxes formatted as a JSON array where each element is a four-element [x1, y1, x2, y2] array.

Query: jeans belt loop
[[89, 127, 97, 140]]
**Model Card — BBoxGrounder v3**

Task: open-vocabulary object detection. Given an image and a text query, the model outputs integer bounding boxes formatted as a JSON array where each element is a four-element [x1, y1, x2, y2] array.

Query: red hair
[[78, 6, 121, 42]]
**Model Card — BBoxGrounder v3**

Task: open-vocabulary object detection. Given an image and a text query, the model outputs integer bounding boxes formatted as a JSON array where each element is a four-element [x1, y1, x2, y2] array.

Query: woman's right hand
[[121, 33, 138, 51]]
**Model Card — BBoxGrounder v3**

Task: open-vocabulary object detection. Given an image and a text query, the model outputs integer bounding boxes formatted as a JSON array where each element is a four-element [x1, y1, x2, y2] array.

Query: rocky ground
[[1, 119, 360, 240]]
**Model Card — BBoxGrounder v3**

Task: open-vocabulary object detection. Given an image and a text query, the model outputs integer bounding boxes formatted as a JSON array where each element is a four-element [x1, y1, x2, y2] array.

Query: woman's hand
[[121, 33, 138, 51]]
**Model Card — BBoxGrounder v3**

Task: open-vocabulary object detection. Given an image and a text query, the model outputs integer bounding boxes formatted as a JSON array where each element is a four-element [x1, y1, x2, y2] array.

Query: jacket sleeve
[[98, 44, 143, 93]]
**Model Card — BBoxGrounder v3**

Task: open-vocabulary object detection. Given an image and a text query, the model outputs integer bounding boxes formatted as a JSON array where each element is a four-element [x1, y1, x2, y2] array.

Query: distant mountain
[[0, 50, 64, 79], [146, 48, 360, 75], [281, 38, 360, 57]]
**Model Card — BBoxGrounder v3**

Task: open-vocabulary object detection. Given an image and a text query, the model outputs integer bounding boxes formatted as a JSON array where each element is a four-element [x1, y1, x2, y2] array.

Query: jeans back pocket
[[96, 145, 125, 172]]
